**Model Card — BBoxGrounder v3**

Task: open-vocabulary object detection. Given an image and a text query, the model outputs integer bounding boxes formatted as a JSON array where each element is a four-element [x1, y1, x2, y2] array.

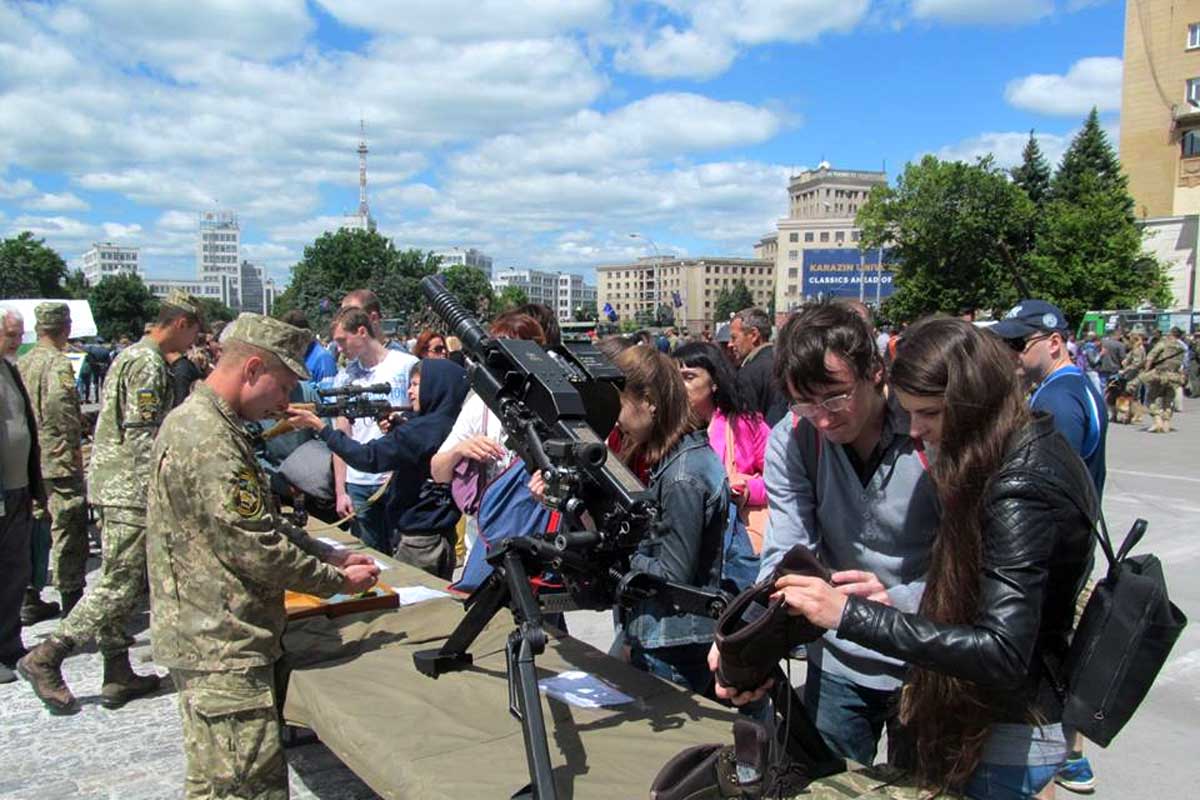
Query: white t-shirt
[[436, 392, 516, 485], [332, 349, 418, 486]]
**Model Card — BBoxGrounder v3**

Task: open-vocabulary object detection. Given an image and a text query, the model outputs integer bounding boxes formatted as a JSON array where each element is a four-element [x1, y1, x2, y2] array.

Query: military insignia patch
[[136, 389, 159, 422], [232, 466, 264, 519], [60, 374, 77, 395]]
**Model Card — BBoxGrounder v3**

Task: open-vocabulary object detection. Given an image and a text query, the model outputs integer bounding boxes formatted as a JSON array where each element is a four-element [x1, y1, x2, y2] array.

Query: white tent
[[0, 298, 98, 343]]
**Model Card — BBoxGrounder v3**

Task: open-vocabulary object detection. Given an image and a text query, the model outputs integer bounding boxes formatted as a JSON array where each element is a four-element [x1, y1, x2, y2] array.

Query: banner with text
[[801, 248, 897, 301]]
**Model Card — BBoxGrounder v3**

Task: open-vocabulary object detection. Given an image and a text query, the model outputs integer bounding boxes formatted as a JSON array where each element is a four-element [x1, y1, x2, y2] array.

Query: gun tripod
[[413, 536, 841, 799]]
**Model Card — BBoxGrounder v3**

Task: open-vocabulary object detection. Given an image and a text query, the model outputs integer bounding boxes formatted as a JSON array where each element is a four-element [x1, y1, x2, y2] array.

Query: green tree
[[63, 268, 90, 300], [572, 299, 598, 322], [858, 155, 1034, 321], [714, 280, 756, 322], [1049, 108, 1129, 214], [441, 264, 495, 318], [1028, 114, 1170, 321], [273, 228, 439, 330], [90, 273, 156, 341], [0, 232, 68, 298], [1011, 130, 1052, 210], [196, 297, 236, 324], [494, 285, 528, 313]]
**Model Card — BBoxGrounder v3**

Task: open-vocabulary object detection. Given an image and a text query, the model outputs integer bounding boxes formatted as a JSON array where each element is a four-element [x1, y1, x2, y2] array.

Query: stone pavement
[[3, 399, 1197, 799]]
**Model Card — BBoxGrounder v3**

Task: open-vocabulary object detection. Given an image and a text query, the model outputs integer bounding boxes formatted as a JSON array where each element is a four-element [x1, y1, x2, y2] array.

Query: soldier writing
[[18, 290, 203, 713], [17, 303, 88, 621], [146, 313, 378, 799]]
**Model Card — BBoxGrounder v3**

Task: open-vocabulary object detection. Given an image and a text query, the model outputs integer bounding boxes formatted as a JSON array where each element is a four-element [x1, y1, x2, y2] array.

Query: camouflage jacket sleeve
[[119, 352, 172, 489], [40, 356, 84, 476], [200, 453, 346, 597], [280, 520, 337, 561]]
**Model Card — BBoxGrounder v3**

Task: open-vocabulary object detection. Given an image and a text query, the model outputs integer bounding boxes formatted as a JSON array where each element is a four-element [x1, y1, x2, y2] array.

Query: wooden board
[[285, 582, 399, 621]]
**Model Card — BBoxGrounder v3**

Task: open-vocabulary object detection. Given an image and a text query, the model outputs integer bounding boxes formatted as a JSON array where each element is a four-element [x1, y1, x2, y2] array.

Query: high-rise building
[[239, 260, 267, 314], [1120, 1, 1200, 313], [557, 272, 597, 321], [492, 268, 559, 306], [198, 210, 241, 309], [81, 242, 139, 285], [596, 256, 773, 334], [761, 163, 889, 325], [435, 247, 494, 279], [145, 277, 226, 303], [342, 120, 377, 233]]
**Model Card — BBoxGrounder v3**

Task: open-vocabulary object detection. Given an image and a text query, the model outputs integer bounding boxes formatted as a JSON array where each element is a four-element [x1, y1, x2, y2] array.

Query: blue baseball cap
[[990, 300, 1070, 340]]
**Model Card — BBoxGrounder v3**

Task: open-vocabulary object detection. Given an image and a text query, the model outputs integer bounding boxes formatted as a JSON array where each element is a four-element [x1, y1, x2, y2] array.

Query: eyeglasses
[[429, 345, 447, 354], [790, 386, 857, 418], [1005, 333, 1051, 354]]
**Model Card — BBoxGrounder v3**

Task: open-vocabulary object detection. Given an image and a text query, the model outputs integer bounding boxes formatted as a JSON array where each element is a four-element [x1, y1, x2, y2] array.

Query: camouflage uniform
[[55, 332, 172, 652], [147, 315, 345, 800], [1119, 339, 1147, 423], [17, 307, 88, 596], [1140, 336, 1186, 432]]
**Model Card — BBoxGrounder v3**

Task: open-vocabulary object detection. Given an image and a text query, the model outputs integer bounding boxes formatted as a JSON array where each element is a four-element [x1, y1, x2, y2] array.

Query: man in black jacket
[[0, 308, 46, 683], [729, 307, 788, 426]]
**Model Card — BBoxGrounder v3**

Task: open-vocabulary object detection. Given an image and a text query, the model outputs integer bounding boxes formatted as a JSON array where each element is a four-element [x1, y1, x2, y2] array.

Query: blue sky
[[0, 1, 1125, 288]]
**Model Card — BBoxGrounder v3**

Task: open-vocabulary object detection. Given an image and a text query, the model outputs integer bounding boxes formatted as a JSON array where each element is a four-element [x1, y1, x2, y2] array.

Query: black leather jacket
[[837, 413, 1097, 722]]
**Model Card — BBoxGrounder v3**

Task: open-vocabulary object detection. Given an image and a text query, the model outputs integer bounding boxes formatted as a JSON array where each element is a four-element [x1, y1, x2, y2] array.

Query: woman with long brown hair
[[610, 344, 730, 695], [771, 317, 1097, 798]]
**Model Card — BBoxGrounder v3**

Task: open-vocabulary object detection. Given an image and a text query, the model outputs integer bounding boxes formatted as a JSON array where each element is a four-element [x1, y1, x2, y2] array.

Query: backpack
[[451, 459, 561, 593], [1048, 516, 1187, 747]]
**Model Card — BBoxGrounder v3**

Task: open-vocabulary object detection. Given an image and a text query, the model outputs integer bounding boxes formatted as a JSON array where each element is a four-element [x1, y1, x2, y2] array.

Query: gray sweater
[[758, 394, 940, 691]]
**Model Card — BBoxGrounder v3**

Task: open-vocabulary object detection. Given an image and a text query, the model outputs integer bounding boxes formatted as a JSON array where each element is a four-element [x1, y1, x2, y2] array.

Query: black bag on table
[[1057, 517, 1187, 747]]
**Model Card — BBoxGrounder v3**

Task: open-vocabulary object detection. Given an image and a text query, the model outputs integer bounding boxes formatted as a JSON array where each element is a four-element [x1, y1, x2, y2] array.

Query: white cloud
[[315, 0, 610, 39], [454, 93, 783, 176], [25, 192, 89, 212], [0, 176, 35, 200], [931, 119, 1119, 170], [911, 0, 1053, 25], [102, 222, 143, 239], [614, 1, 870, 80], [1004, 56, 1122, 115]]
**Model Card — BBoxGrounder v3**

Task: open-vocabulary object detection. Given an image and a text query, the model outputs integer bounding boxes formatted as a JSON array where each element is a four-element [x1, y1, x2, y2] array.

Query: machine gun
[[312, 382, 405, 421], [412, 276, 743, 799]]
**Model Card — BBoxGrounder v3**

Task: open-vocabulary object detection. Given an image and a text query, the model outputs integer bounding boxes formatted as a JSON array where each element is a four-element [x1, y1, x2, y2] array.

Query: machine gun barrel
[[317, 382, 392, 398]]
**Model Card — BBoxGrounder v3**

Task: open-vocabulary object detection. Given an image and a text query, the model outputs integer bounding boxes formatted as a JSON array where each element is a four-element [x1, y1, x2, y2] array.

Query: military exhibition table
[[280, 529, 933, 799]]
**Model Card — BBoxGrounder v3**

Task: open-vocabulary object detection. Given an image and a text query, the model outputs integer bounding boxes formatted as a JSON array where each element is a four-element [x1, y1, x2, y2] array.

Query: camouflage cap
[[34, 301, 71, 329], [160, 288, 202, 317], [222, 312, 312, 380]]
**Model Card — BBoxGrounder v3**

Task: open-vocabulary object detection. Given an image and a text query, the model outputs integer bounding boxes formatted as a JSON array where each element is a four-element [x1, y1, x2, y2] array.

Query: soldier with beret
[[17, 303, 86, 623], [146, 313, 379, 799], [18, 290, 204, 713]]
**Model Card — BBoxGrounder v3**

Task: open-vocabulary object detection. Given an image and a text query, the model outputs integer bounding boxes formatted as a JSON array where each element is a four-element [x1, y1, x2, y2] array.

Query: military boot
[[1161, 409, 1174, 432], [20, 588, 60, 626], [16, 636, 78, 714], [99, 652, 162, 709], [649, 720, 771, 799], [1149, 414, 1164, 433], [715, 546, 831, 694], [59, 589, 83, 618]]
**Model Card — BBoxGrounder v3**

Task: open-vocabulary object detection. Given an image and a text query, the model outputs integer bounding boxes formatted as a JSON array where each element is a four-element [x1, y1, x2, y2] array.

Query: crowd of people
[[0, 284, 1186, 799]]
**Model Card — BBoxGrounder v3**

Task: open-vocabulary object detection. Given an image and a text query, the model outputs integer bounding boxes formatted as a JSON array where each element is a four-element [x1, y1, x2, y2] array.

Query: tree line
[[859, 109, 1171, 325]]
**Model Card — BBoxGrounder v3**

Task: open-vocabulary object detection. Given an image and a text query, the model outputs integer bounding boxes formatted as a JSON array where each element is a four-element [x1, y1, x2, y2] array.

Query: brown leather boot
[[20, 588, 60, 626], [17, 636, 78, 714], [99, 652, 161, 708]]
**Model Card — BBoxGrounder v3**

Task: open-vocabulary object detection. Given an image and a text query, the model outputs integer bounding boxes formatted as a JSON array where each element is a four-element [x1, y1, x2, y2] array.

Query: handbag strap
[[722, 416, 738, 478]]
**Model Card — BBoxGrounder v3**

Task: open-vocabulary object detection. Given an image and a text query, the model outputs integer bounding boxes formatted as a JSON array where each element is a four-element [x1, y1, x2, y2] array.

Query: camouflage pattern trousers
[[1146, 375, 1182, 420], [57, 507, 146, 656], [172, 666, 288, 800], [44, 475, 88, 593]]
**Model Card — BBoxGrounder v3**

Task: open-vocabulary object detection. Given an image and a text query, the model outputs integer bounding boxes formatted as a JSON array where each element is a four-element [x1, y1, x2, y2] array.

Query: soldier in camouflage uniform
[[147, 313, 378, 800], [17, 303, 88, 619], [1140, 327, 1186, 433], [18, 290, 203, 714], [1117, 331, 1147, 424]]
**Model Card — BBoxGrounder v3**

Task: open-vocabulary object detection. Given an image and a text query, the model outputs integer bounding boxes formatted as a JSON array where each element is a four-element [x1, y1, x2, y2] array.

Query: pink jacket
[[706, 408, 771, 509]]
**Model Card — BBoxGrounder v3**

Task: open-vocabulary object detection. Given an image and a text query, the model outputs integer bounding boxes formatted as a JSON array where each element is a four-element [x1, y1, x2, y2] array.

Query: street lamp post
[[629, 232, 662, 325]]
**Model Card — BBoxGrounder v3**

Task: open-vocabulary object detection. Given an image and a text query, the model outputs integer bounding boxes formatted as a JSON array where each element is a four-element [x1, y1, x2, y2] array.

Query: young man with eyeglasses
[[711, 301, 939, 767], [992, 300, 1107, 794]]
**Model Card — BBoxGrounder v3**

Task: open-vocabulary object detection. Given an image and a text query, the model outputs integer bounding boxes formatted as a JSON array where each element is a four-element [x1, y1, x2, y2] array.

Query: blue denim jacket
[[623, 430, 730, 649]]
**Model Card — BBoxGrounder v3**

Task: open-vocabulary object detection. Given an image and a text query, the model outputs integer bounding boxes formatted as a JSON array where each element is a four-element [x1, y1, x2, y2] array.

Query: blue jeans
[[629, 642, 714, 697], [803, 663, 897, 766], [347, 482, 391, 554], [964, 762, 1060, 799]]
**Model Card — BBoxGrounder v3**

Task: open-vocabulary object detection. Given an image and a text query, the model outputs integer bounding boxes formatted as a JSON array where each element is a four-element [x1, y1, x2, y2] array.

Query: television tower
[[357, 119, 370, 218]]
